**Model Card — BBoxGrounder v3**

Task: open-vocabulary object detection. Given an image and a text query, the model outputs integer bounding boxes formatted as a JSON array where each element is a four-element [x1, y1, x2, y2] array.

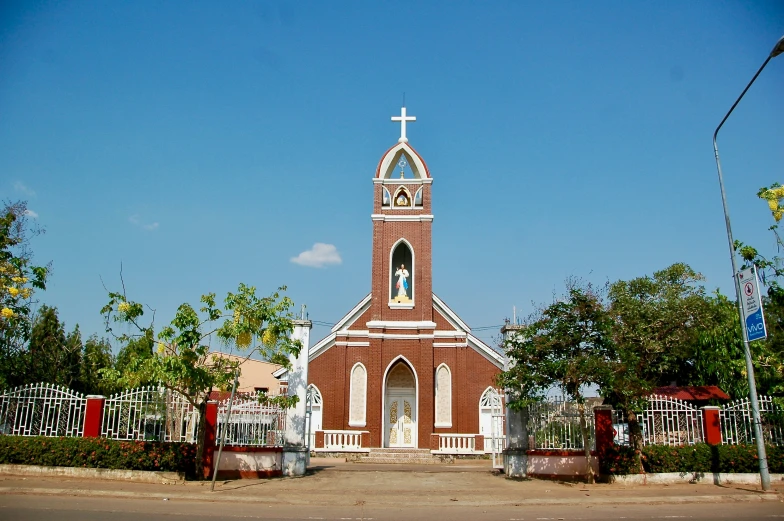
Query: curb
[[0, 486, 780, 508], [0, 464, 185, 484], [608, 472, 784, 486]]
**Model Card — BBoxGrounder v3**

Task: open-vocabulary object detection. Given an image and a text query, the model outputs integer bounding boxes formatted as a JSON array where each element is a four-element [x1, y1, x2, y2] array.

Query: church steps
[[354, 448, 449, 465]]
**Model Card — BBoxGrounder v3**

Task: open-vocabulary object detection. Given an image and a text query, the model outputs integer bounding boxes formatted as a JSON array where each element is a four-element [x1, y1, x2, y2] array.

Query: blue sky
[[1, 1, 782, 351]]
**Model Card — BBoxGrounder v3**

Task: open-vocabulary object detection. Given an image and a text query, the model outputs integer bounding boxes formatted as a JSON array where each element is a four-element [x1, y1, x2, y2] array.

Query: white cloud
[[290, 243, 342, 268], [129, 214, 159, 231], [14, 181, 36, 197], [23, 209, 38, 219]]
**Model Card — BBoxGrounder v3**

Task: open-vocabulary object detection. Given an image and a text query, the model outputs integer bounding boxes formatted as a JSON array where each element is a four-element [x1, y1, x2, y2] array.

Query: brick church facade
[[306, 109, 504, 450]]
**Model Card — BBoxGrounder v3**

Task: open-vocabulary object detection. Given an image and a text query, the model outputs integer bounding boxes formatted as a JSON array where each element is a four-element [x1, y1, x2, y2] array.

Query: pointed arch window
[[434, 364, 452, 427], [382, 187, 391, 207], [414, 187, 423, 207], [349, 363, 367, 427], [306, 384, 323, 448], [390, 240, 414, 304]]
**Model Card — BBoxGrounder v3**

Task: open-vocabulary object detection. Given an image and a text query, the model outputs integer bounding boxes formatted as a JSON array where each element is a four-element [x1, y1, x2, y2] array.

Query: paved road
[[1, 494, 783, 521]]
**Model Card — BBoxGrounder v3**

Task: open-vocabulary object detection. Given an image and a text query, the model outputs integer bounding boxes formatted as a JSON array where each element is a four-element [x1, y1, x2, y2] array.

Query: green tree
[[498, 281, 616, 483], [27, 305, 67, 385], [0, 201, 48, 388], [63, 325, 83, 389], [100, 282, 302, 478], [114, 329, 155, 386], [606, 263, 712, 451], [79, 334, 115, 395]]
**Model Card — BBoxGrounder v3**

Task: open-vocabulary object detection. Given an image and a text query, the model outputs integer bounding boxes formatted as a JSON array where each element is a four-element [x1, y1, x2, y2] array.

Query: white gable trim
[[331, 294, 372, 333], [467, 333, 505, 369], [308, 332, 337, 362], [433, 294, 471, 332]]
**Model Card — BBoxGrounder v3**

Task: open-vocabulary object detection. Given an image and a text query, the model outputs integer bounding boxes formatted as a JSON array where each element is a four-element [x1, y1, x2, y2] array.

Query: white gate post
[[501, 323, 529, 478], [282, 318, 312, 476]]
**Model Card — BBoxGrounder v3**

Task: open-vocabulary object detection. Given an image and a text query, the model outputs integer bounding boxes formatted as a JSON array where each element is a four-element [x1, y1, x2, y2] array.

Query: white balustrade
[[436, 433, 477, 454], [322, 430, 366, 451]]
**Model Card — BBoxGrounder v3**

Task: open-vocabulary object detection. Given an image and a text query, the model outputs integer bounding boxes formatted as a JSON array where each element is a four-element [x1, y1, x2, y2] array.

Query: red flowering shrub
[[0, 436, 198, 478]]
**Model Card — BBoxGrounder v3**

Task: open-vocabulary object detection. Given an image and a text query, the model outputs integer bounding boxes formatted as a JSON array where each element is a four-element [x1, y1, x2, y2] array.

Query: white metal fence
[[0, 383, 87, 437], [215, 393, 286, 447], [101, 386, 199, 443], [720, 396, 784, 446], [636, 395, 704, 446], [527, 398, 595, 450]]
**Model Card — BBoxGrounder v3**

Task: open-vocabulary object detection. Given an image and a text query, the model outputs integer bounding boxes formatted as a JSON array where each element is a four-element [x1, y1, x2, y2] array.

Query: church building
[[305, 108, 505, 452]]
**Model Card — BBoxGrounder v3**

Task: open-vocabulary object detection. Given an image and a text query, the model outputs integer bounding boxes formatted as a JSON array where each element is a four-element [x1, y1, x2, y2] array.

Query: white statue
[[395, 264, 410, 299]]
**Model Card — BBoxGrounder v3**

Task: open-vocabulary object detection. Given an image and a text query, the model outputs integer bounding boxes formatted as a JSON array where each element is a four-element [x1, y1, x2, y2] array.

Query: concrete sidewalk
[[0, 458, 781, 509]]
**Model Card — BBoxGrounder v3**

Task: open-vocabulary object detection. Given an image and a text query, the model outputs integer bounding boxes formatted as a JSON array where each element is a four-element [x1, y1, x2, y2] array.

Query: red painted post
[[475, 434, 484, 453], [202, 401, 218, 479], [314, 430, 325, 449], [702, 406, 722, 445], [593, 405, 614, 461], [83, 396, 105, 437]]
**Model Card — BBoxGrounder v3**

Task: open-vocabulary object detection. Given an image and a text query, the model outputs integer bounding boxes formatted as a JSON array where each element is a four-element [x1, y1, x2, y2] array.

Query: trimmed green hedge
[[600, 443, 784, 475], [0, 436, 198, 477]]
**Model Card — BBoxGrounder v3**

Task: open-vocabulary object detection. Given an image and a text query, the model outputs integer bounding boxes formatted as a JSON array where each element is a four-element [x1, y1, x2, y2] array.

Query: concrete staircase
[[355, 448, 447, 465]]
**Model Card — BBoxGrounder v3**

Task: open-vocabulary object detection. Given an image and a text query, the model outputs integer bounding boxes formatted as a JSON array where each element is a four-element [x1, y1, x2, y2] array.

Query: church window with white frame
[[434, 363, 452, 427], [349, 363, 367, 427]]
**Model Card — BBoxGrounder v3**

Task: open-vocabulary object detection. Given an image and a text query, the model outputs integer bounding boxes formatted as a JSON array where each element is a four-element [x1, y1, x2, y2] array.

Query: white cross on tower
[[391, 106, 416, 143]]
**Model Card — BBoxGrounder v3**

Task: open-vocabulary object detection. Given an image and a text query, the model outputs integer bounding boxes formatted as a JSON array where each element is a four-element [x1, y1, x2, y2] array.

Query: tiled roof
[[652, 385, 730, 401]]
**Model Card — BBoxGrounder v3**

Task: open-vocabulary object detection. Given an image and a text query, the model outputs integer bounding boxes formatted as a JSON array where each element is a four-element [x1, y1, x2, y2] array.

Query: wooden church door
[[386, 390, 416, 447]]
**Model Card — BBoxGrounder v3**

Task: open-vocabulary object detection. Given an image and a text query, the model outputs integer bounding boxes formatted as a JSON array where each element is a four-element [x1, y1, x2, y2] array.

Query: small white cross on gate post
[[391, 107, 416, 143]]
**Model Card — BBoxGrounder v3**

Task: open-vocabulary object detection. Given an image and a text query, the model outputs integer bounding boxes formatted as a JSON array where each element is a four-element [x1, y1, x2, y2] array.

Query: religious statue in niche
[[394, 188, 410, 207], [390, 242, 413, 304], [394, 264, 410, 302]]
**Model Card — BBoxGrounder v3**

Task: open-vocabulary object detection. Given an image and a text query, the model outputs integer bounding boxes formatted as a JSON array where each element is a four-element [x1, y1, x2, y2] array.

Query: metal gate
[[489, 388, 505, 469]]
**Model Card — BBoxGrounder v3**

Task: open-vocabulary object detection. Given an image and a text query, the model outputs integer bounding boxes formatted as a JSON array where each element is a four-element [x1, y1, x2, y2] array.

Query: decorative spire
[[391, 106, 416, 143]]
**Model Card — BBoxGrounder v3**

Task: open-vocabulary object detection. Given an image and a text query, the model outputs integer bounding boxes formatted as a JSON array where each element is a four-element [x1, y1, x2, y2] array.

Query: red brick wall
[[310, 339, 501, 447]]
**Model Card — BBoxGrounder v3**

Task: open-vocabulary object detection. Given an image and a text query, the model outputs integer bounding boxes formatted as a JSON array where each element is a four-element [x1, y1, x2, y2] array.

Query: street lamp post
[[712, 35, 784, 493]]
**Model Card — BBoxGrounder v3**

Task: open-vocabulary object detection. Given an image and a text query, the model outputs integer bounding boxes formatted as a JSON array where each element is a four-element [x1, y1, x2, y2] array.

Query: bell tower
[[369, 107, 434, 322]]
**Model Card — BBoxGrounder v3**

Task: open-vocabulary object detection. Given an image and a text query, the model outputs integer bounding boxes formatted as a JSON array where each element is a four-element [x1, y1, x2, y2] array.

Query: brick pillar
[[594, 405, 614, 461], [202, 401, 218, 479], [702, 406, 722, 445], [83, 395, 105, 438], [430, 433, 440, 451], [315, 430, 325, 449], [475, 434, 484, 453]]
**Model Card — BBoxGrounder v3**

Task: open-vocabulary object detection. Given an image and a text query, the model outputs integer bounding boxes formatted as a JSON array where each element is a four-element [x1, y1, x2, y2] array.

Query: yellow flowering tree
[[100, 282, 301, 477], [0, 201, 48, 388], [731, 184, 784, 403]]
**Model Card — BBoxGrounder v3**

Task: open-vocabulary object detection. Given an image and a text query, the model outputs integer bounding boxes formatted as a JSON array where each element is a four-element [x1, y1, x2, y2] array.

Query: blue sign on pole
[[738, 267, 767, 342]]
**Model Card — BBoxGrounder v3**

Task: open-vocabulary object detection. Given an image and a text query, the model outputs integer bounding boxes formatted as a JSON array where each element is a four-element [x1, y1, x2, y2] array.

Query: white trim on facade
[[366, 321, 437, 330], [466, 333, 505, 368], [368, 333, 436, 340], [308, 332, 337, 362], [433, 342, 468, 348], [434, 363, 452, 428], [331, 294, 372, 333], [335, 330, 370, 337], [433, 294, 471, 332], [376, 142, 429, 180], [335, 341, 370, 347], [371, 214, 435, 222], [373, 177, 433, 186], [434, 330, 467, 338], [348, 362, 367, 428]]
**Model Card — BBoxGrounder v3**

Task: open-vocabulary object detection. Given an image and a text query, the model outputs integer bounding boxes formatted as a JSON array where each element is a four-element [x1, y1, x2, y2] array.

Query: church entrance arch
[[383, 357, 417, 448]]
